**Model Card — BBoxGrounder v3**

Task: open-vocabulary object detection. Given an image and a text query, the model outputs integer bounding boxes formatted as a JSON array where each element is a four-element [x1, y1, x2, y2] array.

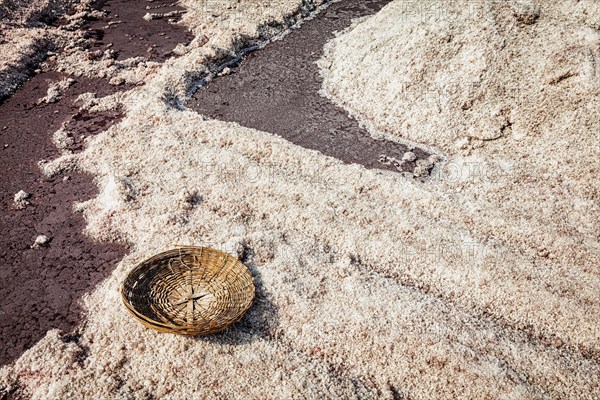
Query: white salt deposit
[[38, 78, 74, 104], [31, 235, 51, 249], [13, 190, 31, 209], [1, 0, 598, 399]]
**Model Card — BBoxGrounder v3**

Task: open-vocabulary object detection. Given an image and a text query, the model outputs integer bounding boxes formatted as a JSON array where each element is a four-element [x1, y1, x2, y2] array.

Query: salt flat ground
[[0, 0, 599, 399]]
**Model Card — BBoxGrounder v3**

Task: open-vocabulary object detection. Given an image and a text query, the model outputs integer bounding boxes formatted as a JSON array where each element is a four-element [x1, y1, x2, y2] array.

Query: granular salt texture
[[319, 0, 600, 150], [0, 0, 86, 99], [37, 77, 74, 104], [318, 0, 599, 301], [52, 126, 75, 151], [0, 28, 49, 100], [1, 0, 599, 399], [50, 0, 333, 91], [2, 108, 599, 398], [13, 190, 31, 209]]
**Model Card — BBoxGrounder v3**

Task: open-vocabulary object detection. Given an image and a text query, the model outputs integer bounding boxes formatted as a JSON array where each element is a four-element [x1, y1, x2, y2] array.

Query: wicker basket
[[122, 246, 255, 335]]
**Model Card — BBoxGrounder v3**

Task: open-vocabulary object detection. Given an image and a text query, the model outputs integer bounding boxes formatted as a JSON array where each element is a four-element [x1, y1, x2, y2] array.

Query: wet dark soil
[[189, 0, 433, 174], [86, 0, 195, 61], [0, 72, 127, 367], [0, 0, 194, 366]]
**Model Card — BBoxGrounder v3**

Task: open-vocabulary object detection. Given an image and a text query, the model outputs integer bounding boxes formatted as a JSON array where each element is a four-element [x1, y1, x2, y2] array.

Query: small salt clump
[[52, 127, 75, 150], [413, 159, 434, 178], [38, 78, 74, 104], [13, 190, 31, 209], [218, 67, 232, 77], [402, 151, 417, 162], [31, 235, 51, 249]]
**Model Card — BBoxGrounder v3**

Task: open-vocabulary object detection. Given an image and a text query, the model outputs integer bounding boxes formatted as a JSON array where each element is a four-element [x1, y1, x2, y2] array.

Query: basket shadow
[[197, 261, 279, 346]]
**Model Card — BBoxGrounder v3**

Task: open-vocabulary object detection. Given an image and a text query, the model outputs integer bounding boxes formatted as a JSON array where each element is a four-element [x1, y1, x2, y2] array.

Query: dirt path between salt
[[189, 0, 437, 175]]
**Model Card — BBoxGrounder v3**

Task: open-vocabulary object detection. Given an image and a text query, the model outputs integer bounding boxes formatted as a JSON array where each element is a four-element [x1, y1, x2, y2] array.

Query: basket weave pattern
[[122, 246, 255, 335]]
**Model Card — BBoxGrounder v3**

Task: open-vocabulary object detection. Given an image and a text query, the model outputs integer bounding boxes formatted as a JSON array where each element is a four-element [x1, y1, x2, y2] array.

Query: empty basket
[[122, 246, 255, 335]]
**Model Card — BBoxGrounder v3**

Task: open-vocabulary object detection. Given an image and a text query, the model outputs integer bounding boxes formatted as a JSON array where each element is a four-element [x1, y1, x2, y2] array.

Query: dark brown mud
[[86, 0, 195, 61], [0, 0, 194, 366], [0, 72, 127, 367], [189, 0, 435, 175]]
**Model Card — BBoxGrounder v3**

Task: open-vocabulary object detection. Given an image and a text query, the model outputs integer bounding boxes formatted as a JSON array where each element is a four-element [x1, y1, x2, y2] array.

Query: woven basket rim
[[121, 246, 255, 335]]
